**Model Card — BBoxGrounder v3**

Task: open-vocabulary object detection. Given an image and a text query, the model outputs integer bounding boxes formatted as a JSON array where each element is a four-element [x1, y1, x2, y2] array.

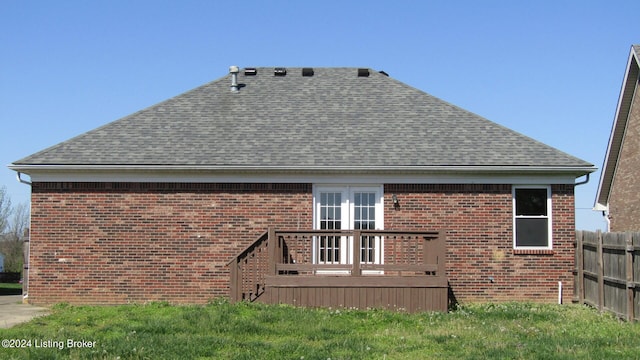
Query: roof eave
[[9, 164, 597, 176]]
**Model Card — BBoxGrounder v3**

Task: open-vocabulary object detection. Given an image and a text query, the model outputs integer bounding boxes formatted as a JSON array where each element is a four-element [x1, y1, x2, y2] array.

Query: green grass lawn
[[0, 282, 22, 295], [1, 301, 639, 359]]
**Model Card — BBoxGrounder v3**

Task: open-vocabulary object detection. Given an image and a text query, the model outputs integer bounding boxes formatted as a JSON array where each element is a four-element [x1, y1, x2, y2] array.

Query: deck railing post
[[422, 234, 430, 267], [268, 227, 277, 276], [352, 230, 361, 276], [441, 231, 447, 275], [432, 230, 447, 276], [229, 257, 240, 302]]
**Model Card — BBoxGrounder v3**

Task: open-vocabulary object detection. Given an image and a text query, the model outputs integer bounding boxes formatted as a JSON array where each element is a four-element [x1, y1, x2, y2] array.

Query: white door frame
[[312, 185, 384, 272]]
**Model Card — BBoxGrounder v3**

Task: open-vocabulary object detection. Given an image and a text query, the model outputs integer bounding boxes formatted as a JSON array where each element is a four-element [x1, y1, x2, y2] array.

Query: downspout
[[574, 173, 590, 187], [602, 211, 611, 233], [17, 172, 32, 185], [15, 172, 31, 302], [563, 173, 590, 304]]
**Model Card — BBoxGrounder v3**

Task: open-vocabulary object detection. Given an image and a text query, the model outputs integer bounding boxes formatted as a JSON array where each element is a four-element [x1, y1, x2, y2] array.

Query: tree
[[0, 186, 11, 235], [0, 187, 29, 273]]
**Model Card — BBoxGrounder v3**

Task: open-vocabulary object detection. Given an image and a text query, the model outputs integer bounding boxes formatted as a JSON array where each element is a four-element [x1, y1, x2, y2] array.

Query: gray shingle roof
[[13, 67, 593, 170]]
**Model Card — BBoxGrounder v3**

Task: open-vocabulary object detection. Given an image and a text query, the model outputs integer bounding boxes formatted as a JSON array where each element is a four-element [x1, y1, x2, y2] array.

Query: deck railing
[[229, 229, 446, 304], [271, 229, 445, 276]]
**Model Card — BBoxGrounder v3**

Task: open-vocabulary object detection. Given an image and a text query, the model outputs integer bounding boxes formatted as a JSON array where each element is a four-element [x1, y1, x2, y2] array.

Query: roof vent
[[274, 67, 287, 76], [357, 68, 370, 77], [245, 68, 257, 76], [229, 65, 240, 92], [302, 68, 314, 76], [379, 70, 389, 77]]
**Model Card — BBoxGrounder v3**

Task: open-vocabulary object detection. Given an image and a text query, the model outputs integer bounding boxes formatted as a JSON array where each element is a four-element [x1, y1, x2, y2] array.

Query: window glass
[[515, 218, 549, 247], [513, 187, 551, 249], [319, 192, 342, 263], [515, 188, 547, 216]]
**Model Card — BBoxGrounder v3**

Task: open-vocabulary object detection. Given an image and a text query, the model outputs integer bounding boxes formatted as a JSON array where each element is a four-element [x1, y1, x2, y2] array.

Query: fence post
[[597, 230, 604, 312], [574, 230, 584, 304], [626, 232, 634, 321]]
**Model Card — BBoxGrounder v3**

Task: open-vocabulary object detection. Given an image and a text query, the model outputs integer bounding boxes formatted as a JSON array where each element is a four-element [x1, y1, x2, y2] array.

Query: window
[[513, 186, 552, 249]]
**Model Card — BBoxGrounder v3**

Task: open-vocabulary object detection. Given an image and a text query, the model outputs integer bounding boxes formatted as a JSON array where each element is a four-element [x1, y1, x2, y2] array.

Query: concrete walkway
[[0, 295, 50, 328]]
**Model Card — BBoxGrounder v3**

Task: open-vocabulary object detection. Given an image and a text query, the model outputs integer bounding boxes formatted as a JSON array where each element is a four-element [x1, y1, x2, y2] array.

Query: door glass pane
[[355, 192, 376, 263], [354, 192, 376, 230], [319, 192, 341, 264]]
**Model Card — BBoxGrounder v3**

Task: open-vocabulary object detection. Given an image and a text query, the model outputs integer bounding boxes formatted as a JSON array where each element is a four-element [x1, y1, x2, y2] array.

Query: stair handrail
[[228, 230, 270, 302]]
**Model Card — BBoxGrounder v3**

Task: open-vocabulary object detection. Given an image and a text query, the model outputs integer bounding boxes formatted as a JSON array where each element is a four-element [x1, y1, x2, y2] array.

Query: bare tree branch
[[0, 186, 12, 235], [0, 187, 29, 273]]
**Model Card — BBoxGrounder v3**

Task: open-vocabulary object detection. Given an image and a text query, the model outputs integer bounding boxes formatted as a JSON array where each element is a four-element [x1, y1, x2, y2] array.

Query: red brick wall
[[385, 184, 576, 303], [28, 182, 575, 305], [609, 86, 640, 231], [29, 183, 312, 304]]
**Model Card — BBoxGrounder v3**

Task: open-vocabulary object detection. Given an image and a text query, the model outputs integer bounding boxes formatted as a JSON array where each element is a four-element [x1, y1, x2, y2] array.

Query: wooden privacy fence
[[574, 230, 640, 321]]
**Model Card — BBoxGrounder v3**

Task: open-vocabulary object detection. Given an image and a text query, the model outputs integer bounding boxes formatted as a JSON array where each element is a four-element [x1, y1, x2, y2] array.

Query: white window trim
[[512, 185, 553, 250]]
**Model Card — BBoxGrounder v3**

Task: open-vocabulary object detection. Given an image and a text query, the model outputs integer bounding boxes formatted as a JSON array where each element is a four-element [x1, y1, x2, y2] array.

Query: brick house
[[10, 67, 595, 309], [595, 45, 640, 231]]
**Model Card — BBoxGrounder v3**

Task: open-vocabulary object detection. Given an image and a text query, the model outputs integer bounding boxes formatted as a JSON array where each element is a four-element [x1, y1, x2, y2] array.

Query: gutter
[[15, 172, 32, 302], [8, 164, 597, 175]]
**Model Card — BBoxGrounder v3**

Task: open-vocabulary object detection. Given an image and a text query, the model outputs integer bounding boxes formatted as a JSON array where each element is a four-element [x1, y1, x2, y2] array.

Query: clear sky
[[1, 1, 638, 231]]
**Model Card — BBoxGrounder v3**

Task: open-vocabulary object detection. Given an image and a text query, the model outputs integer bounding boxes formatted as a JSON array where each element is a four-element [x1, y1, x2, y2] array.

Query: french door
[[313, 186, 384, 269]]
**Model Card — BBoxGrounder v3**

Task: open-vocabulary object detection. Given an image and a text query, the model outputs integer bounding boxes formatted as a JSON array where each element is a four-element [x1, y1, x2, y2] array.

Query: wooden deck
[[228, 229, 448, 312]]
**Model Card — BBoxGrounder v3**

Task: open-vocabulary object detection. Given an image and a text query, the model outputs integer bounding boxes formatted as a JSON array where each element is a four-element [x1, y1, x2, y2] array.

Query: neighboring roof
[[12, 67, 594, 176], [595, 45, 640, 210]]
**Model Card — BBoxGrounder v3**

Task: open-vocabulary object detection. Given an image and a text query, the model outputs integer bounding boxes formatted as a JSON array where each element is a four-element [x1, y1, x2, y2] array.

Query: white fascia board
[[10, 165, 594, 185], [595, 46, 640, 209], [593, 203, 608, 212]]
